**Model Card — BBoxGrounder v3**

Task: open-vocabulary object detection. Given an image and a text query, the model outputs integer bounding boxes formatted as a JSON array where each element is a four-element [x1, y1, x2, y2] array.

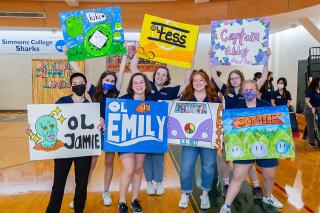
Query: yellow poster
[[138, 14, 199, 68]]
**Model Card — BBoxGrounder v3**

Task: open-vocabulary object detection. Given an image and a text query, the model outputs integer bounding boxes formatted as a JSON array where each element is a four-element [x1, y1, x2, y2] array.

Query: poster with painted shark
[[27, 103, 101, 160], [210, 17, 270, 65], [167, 101, 223, 150], [104, 99, 168, 153], [223, 105, 295, 161]]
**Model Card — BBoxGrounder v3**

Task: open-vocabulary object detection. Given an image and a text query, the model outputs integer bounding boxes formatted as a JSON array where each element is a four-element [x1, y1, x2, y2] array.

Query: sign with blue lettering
[[104, 99, 168, 153]]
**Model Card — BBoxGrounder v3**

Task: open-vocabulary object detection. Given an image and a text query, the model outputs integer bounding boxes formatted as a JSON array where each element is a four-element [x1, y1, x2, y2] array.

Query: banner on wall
[[32, 59, 85, 104], [210, 17, 270, 65], [168, 101, 223, 149], [59, 6, 127, 61], [27, 103, 101, 160], [138, 14, 199, 68], [104, 99, 168, 153], [223, 105, 295, 161], [106, 40, 166, 72], [0, 31, 65, 54]]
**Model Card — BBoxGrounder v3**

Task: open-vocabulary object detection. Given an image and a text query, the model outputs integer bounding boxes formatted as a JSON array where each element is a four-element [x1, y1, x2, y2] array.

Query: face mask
[[72, 84, 86, 96], [277, 84, 284, 89], [269, 77, 274, 82], [102, 82, 115, 91], [243, 91, 257, 101]]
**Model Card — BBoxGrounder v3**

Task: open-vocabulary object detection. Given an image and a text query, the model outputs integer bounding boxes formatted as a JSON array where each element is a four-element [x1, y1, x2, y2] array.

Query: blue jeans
[[143, 153, 164, 182], [180, 146, 217, 193]]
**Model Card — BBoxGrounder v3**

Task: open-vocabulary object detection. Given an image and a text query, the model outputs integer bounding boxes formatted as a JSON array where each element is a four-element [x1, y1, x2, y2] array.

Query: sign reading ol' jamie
[[104, 99, 168, 153], [211, 17, 270, 65]]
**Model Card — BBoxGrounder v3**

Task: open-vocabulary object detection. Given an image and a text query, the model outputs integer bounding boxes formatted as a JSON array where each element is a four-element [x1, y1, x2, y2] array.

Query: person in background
[[271, 77, 292, 107], [259, 71, 274, 103], [253, 72, 262, 82], [304, 77, 320, 148]]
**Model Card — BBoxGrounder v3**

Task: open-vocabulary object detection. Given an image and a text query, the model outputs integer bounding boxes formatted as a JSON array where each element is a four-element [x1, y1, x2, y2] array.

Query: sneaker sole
[[178, 204, 188, 209], [130, 206, 143, 213], [103, 201, 112, 206], [200, 205, 210, 210]]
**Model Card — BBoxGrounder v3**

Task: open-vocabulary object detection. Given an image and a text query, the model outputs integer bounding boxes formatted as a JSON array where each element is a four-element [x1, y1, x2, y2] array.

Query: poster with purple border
[[211, 17, 270, 65]]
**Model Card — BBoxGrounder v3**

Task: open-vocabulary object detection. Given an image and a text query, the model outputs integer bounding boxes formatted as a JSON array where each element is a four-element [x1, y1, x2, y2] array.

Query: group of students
[[26, 45, 295, 213]]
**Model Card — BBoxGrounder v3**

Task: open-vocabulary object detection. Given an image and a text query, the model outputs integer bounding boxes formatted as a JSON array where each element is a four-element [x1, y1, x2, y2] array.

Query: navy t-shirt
[[219, 84, 244, 109], [305, 89, 320, 107], [56, 95, 89, 104], [234, 98, 271, 109], [149, 80, 180, 100], [271, 90, 292, 106], [260, 87, 274, 103], [119, 93, 156, 101]]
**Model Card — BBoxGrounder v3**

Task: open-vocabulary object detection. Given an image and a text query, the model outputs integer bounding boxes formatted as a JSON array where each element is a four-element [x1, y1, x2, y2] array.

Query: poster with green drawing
[[59, 6, 126, 61], [223, 105, 295, 161]]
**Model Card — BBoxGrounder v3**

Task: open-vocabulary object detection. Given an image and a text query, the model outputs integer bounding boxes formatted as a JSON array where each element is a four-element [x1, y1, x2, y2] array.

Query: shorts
[[233, 158, 279, 168]]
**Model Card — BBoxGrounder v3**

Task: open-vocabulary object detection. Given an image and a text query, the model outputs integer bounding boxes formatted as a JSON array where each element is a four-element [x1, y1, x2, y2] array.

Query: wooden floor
[[0, 113, 320, 212]]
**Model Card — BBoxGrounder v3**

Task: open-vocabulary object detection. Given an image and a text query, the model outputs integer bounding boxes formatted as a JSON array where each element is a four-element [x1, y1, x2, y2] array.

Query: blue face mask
[[102, 82, 115, 91], [242, 90, 257, 101]]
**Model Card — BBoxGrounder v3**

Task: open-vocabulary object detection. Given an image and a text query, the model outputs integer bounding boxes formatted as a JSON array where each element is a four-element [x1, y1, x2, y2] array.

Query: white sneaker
[[103, 191, 112, 206], [178, 193, 189, 208], [200, 194, 210, 209], [155, 182, 164, 195], [263, 194, 283, 208], [219, 204, 231, 213], [69, 201, 74, 209], [146, 181, 155, 195]]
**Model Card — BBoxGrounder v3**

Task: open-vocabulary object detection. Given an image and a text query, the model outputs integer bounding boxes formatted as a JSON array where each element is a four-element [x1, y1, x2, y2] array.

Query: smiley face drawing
[[276, 141, 291, 155], [251, 142, 268, 159], [34, 115, 64, 152], [228, 145, 244, 159]]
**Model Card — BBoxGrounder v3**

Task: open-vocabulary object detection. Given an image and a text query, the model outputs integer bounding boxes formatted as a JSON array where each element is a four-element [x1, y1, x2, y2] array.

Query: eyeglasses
[[230, 76, 240, 81]]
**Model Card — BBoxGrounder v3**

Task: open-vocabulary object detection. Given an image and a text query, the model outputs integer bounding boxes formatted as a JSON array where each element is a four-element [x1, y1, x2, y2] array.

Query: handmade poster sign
[[27, 103, 101, 160], [211, 17, 270, 65], [106, 40, 166, 72], [104, 99, 168, 153], [32, 59, 84, 104], [138, 14, 199, 68], [223, 105, 295, 161], [59, 6, 126, 61], [167, 101, 223, 149]]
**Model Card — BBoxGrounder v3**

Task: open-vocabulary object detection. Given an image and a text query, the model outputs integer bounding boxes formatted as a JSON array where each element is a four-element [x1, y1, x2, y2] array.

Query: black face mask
[[72, 84, 86, 96]]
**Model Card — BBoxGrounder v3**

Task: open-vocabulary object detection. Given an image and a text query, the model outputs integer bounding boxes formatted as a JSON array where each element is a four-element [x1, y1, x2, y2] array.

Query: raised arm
[[177, 59, 194, 96], [209, 48, 224, 90], [116, 55, 127, 91], [257, 49, 271, 90]]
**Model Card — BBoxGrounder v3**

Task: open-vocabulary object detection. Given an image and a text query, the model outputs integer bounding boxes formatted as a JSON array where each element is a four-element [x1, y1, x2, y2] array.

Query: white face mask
[[277, 84, 284, 89]]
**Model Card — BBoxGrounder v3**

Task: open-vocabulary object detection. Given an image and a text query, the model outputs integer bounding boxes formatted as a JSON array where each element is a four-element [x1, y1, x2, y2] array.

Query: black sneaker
[[119, 202, 128, 213], [131, 199, 142, 213], [252, 186, 263, 200], [222, 184, 229, 197]]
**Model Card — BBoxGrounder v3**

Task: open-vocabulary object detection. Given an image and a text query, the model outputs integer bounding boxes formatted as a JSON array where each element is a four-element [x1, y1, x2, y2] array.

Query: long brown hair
[[127, 72, 152, 96], [182, 69, 217, 102], [226, 69, 245, 94], [93, 71, 119, 103]]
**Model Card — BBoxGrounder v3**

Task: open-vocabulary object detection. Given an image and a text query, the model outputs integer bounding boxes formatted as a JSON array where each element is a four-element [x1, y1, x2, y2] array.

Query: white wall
[[0, 29, 318, 110]]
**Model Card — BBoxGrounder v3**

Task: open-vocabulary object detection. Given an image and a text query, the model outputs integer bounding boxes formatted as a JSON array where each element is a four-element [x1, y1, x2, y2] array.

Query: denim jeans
[[180, 146, 217, 193], [143, 153, 164, 182]]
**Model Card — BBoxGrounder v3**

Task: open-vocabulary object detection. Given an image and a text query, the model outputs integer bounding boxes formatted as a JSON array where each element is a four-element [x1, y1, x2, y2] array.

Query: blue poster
[[59, 6, 126, 61], [223, 105, 295, 161], [104, 99, 168, 153]]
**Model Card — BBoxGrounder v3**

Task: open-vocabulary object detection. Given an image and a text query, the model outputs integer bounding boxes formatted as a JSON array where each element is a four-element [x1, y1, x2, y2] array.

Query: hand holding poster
[[27, 103, 101, 160], [138, 14, 199, 68], [223, 105, 295, 161], [167, 101, 223, 149], [211, 17, 270, 65], [104, 99, 168, 153], [59, 6, 126, 61]]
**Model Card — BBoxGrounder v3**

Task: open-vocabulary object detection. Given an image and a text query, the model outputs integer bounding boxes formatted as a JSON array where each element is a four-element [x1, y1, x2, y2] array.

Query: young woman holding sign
[[26, 73, 104, 213], [209, 49, 270, 200], [219, 80, 283, 213], [117, 72, 155, 213], [178, 69, 219, 210], [130, 52, 192, 196]]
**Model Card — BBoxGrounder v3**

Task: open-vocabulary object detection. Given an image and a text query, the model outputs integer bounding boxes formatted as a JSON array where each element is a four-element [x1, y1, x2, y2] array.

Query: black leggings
[[46, 156, 92, 213]]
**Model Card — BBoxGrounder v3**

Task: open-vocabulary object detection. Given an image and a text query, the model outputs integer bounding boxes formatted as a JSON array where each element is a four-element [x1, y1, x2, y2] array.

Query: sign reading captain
[[138, 14, 199, 68], [104, 99, 168, 153]]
